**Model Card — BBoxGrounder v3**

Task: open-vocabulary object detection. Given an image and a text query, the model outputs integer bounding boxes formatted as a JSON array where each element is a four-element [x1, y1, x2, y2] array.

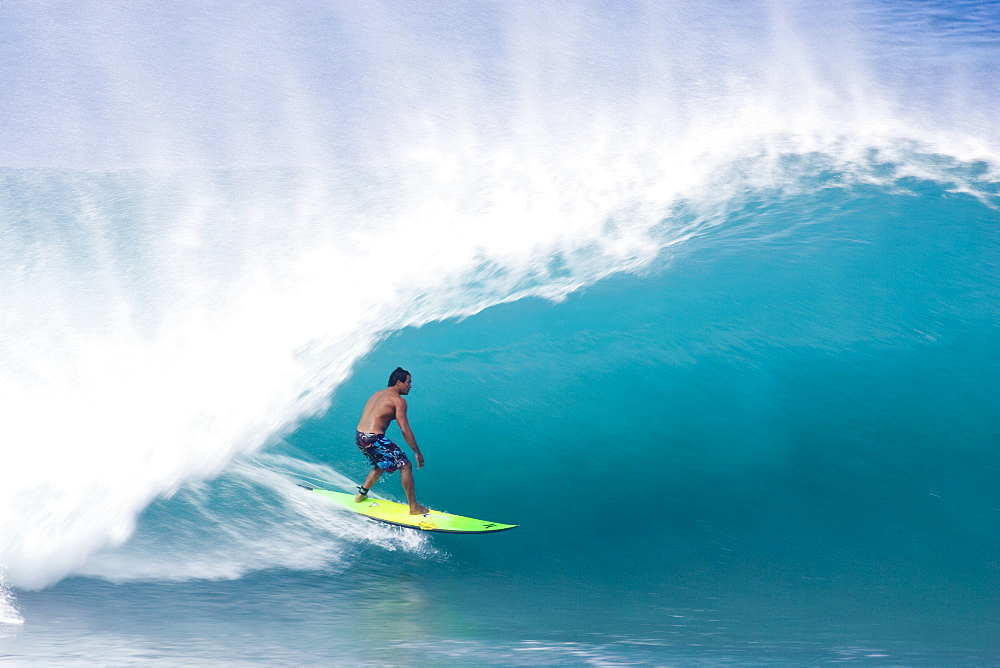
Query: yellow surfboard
[[302, 485, 517, 534]]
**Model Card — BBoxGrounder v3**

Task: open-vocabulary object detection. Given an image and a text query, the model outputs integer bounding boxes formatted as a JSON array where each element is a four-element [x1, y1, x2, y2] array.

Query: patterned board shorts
[[356, 431, 410, 474]]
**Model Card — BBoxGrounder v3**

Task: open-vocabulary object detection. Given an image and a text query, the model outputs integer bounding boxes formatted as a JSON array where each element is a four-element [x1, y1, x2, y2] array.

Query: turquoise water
[[3, 1, 1000, 664]]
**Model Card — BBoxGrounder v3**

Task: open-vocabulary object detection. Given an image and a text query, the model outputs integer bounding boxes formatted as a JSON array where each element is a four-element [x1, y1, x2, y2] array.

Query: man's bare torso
[[356, 388, 404, 434]]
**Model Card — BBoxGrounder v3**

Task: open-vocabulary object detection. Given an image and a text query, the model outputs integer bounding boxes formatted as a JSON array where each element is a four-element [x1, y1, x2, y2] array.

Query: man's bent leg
[[355, 467, 384, 502], [399, 463, 428, 515]]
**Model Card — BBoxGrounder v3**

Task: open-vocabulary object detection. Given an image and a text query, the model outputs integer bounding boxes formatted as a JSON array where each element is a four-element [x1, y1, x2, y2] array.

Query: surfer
[[353, 367, 429, 515]]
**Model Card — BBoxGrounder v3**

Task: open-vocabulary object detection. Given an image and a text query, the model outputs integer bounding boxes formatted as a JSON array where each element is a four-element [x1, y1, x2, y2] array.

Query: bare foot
[[409, 504, 429, 515], [355, 493, 368, 502]]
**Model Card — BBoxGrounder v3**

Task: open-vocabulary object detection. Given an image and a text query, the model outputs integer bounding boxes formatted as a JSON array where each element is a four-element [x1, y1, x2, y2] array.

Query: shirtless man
[[353, 367, 428, 515]]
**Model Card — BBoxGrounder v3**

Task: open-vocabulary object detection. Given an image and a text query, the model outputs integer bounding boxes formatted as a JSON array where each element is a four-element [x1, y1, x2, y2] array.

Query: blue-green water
[[3, 1, 1000, 665]]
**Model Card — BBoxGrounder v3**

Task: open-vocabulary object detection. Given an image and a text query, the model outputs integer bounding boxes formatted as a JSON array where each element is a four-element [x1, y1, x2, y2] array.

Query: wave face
[[1, 1, 998, 654]]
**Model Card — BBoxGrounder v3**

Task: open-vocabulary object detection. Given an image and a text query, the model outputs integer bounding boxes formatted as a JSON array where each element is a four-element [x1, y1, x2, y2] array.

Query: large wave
[[1, 0, 998, 592]]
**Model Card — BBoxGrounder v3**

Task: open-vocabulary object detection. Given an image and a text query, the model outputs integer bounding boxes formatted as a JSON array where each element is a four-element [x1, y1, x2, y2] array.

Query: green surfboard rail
[[304, 486, 518, 534]]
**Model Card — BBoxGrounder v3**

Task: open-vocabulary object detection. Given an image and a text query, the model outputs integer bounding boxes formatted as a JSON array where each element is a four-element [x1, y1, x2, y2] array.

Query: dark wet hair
[[388, 367, 410, 387]]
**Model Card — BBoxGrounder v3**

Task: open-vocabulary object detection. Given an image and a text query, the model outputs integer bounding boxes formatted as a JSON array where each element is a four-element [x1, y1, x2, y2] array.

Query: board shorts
[[356, 431, 410, 474]]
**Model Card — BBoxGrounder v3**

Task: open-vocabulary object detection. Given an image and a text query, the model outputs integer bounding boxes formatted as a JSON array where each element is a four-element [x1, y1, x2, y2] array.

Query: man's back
[[356, 388, 403, 434]]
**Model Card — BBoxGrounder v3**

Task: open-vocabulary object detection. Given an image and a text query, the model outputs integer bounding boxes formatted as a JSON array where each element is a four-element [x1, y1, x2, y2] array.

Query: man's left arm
[[396, 399, 425, 469]]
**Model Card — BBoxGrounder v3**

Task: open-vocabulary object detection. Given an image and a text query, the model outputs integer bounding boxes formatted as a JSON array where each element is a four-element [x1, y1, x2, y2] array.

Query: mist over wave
[[1, 0, 998, 594]]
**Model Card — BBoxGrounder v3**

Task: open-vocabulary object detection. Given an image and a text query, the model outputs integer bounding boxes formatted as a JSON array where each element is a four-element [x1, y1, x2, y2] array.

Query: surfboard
[[300, 485, 517, 533]]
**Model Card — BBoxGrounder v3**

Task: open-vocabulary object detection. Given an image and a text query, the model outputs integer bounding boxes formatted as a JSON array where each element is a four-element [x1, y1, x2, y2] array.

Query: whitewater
[[2, 1, 998, 664]]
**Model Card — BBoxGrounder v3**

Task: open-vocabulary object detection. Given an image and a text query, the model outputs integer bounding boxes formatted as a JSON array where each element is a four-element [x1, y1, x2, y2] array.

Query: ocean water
[[2, 1, 999, 665]]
